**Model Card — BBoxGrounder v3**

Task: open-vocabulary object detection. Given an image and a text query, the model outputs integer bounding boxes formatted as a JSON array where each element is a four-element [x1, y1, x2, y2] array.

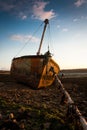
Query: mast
[[37, 19, 49, 55]]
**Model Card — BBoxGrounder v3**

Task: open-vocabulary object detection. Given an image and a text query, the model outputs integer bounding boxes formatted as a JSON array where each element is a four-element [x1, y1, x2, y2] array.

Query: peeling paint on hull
[[10, 54, 60, 88]]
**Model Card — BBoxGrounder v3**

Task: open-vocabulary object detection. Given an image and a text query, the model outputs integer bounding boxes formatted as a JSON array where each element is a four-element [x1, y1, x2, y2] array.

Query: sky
[[0, 0, 87, 70]]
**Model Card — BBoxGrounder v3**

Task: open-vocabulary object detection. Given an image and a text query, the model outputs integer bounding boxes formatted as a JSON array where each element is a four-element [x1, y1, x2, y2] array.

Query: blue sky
[[0, 0, 87, 70]]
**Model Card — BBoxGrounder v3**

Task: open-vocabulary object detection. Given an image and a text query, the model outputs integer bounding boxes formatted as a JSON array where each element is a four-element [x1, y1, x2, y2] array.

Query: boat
[[10, 19, 60, 88]]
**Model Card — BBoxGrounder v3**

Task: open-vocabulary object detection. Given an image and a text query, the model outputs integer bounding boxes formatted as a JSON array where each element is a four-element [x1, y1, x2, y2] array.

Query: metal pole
[[37, 19, 49, 55]]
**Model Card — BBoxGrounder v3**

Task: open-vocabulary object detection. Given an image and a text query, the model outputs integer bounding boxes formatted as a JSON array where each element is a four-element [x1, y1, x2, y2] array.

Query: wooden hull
[[10, 54, 60, 88]]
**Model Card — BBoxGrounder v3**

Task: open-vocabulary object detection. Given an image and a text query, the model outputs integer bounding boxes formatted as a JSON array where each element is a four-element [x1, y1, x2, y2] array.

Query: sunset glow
[[0, 0, 87, 70]]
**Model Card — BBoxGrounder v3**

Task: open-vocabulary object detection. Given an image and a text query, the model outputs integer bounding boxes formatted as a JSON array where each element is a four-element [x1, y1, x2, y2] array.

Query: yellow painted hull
[[10, 54, 60, 88]]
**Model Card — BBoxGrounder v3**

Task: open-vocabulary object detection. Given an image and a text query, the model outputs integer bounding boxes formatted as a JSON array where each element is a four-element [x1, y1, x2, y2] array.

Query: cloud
[[0, 0, 33, 20], [0, 0, 56, 21], [62, 28, 68, 32], [32, 1, 56, 20], [22, 15, 27, 20], [10, 34, 40, 43], [0, 1, 15, 11], [74, 0, 86, 7], [73, 18, 78, 22], [81, 15, 87, 20], [57, 25, 60, 28], [18, 12, 27, 20], [73, 15, 87, 22]]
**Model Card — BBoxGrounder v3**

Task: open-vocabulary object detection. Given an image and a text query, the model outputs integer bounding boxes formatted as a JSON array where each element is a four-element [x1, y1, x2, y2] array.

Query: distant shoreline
[[60, 68, 87, 73], [0, 68, 87, 74], [0, 70, 10, 74], [59, 69, 87, 78]]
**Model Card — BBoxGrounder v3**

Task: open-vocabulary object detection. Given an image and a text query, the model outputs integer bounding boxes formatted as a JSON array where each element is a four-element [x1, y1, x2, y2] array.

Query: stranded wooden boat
[[10, 19, 60, 88]]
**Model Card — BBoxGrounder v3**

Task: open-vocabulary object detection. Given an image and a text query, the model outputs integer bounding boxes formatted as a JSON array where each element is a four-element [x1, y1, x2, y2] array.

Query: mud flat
[[0, 70, 87, 130]]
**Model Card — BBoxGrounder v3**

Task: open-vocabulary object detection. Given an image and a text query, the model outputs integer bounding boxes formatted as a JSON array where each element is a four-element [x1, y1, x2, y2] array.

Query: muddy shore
[[0, 71, 87, 130]]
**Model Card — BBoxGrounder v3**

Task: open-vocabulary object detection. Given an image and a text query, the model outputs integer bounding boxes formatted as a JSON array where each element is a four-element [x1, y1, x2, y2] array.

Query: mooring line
[[54, 74, 87, 130]]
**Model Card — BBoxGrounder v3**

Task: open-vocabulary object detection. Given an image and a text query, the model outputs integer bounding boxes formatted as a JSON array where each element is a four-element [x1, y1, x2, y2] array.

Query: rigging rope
[[14, 22, 43, 58], [47, 22, 55, 56]]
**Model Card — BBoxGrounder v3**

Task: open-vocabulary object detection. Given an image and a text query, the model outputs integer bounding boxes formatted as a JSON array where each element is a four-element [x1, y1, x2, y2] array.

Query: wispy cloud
[[18, 12, 28, 20], [57, 25, 60, 28], [0, 1, 15, 11], [32, 1, 56, 20], [74, 0, 86, 7], [73, 18, 78, 22], [81, 15, 87, 20], [73, 15, 87, 22], [0, 0, 56, 21], [0, 0, 34, 20], [0, 0, 28, 20], [22, 15, 27, 20], [10, 34, 40, 43], [62, 28, 68, 32]]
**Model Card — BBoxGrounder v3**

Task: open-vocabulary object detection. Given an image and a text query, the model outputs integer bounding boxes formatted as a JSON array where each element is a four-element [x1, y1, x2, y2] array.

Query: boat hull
[[10, 55, 60, 88]]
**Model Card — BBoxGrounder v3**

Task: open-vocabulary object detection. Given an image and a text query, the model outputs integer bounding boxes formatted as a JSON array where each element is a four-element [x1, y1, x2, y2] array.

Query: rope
[[14, 19, 55, 58], [49, 67, 87, 130], [47, 22, 55, 55], [55, 75, 87, 130], [14, 22, 43, 58]]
